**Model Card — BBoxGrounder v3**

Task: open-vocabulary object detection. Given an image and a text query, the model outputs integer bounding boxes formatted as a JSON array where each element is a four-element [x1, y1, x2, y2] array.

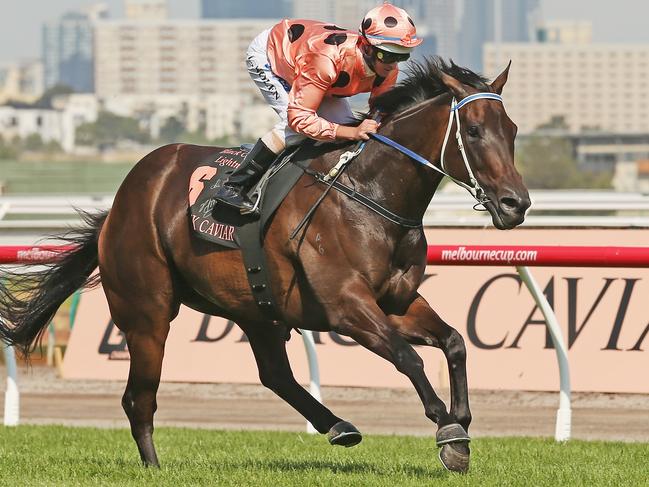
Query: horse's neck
[[352, 98, 450, 221]]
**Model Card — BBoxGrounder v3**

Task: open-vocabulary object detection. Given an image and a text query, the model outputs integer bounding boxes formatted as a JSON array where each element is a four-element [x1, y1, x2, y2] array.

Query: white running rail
[[3, 192, 649, 231], [3, 346, 19, 426]]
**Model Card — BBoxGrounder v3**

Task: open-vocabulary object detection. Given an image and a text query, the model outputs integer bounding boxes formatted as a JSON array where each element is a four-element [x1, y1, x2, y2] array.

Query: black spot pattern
[[384, 16, 398, 28], [408, 17, 415, 27], [324, 25, 345, 31], [333, 94, 350, 98], [324, 33, 348, 46], [332, 71, 350, 88], [287, 24, 305, 43], [362, 18, 372, 32], [373, 76, 385, 88]]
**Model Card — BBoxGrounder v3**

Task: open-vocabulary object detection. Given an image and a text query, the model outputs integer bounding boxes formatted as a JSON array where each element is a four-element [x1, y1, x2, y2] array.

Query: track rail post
[[3, 345, 19, 426], [517, 266, 571, 442], [300, 329, 321, 434]]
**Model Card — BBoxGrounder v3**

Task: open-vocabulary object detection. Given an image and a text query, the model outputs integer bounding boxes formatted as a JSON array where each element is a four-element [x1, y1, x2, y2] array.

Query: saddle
[[188, 141, 332, 321], [188, 142, 323, 249]]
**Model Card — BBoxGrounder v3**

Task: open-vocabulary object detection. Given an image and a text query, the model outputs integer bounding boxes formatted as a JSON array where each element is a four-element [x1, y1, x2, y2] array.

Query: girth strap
[[237, 217, 279, 321]]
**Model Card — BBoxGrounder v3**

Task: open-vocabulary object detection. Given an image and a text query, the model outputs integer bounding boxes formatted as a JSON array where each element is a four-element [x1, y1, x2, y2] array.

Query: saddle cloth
[[188, 143, 329, 248]]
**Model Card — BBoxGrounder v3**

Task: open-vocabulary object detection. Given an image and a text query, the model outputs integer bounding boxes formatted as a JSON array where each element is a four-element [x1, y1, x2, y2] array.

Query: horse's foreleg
[[332, 288, 453, 426], [242, 323, 361, 446], [387, 294, 471, 432], [331, 286, 470, 472]]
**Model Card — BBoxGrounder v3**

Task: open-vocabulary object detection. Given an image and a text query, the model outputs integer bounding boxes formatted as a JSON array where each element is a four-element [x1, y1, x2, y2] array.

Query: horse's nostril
[[499, 194, 530, 215], [500, 196, 521, 212]]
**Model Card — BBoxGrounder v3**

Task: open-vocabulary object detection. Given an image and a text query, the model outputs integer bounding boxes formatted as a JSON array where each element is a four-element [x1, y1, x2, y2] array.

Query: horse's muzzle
[[485, 191, 531, 229]]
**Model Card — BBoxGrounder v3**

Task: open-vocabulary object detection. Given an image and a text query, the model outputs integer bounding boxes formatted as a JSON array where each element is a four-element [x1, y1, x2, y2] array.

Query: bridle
[[290, 92, 506, 237], [370, 92, 504, 209]]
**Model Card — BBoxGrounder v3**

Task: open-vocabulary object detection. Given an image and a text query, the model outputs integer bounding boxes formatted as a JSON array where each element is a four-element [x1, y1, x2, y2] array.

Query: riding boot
[[214, 139, 277, 214]]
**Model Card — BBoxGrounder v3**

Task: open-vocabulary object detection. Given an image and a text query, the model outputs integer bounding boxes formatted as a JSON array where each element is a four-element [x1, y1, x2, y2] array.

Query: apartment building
[[484, 42, 649, 134], [94, 19, 273, 99]]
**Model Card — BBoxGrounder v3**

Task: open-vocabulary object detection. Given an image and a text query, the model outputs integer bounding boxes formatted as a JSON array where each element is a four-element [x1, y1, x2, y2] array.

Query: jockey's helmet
[[360, 1, 423, 56]]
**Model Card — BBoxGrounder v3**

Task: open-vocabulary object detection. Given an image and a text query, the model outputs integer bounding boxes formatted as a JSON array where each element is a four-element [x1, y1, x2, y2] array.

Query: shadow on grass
[[236, 458, 446, 479]]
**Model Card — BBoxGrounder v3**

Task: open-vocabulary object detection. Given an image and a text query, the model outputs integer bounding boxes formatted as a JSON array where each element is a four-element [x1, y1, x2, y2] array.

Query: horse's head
[[439, 63, 530, 229]]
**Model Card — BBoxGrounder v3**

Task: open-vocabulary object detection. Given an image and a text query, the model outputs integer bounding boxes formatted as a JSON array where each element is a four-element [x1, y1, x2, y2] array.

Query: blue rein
[[369, 133, 438, 172], [366, 92, 504, 204]]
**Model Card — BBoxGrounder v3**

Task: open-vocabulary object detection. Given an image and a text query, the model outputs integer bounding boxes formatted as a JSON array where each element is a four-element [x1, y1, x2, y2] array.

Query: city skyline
[[0, 0, 647, 64]]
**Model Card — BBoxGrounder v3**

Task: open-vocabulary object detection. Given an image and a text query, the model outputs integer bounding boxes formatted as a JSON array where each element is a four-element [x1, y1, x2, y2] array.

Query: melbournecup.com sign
[[63, 228, 649, 393], [440, 246, 539, 263]]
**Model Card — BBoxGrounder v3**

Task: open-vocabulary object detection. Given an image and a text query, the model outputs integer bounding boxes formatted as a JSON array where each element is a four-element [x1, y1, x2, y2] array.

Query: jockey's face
[[362, 44, 409, 78], [373, 57, 398, 78]]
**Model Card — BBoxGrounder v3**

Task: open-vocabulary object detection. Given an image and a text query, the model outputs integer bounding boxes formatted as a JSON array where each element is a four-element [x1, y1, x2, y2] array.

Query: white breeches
[[246, 29, 356, 153]]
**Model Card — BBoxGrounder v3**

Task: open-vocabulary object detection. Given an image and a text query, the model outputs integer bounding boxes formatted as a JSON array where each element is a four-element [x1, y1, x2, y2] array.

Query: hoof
[[436, 423, 471, 447], [436, 423, 470, 473], [327, 421, 362, 447], [439, 442, 470, 474]]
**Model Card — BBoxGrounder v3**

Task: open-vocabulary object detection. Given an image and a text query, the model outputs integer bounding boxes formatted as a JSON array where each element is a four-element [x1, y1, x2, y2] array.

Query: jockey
[[214, 1, 423, 214]]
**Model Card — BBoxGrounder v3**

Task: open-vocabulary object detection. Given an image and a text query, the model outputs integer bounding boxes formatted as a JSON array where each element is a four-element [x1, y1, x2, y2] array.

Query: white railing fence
[[2, 191, 649, 236]]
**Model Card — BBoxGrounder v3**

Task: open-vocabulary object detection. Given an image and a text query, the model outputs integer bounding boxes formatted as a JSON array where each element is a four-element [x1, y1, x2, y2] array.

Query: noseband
[[370, 92, 504, 208]]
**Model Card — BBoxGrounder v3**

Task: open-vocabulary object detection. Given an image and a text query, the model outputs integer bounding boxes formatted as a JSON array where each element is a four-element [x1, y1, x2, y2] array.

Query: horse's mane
[[372, 57, 490, 116]]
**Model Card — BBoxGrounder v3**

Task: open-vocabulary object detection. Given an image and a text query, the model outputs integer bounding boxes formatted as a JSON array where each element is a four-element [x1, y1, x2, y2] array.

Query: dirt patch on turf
[[3, 366, 649, 442]]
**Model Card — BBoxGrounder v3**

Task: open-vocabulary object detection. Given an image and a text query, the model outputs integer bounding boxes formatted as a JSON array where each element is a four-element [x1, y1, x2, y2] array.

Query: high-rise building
[[201, 0, 291, 19], [483, 39, 649, 134], [457, 1, 491, 70], [292, 1, 335, 23], [331, 0, 376, 31], [42, 5, 108, 93], [94, 18, 272, 98], [293, 0, 375, 30], [95, 18, 280, 139], [536, 20, 592, 45], [501, 0, 539, 43], [458, 0, 540, 71], [125, 0, 168, 20], [399, 0, 456, 60]]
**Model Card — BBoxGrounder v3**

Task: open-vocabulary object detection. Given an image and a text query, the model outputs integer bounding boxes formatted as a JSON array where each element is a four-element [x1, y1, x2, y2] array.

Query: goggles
[[375, 48, 410, 64]]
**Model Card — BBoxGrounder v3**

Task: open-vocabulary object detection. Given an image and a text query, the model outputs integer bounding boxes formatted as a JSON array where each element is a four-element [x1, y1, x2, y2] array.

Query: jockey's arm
[[287, 53, 375, 142]]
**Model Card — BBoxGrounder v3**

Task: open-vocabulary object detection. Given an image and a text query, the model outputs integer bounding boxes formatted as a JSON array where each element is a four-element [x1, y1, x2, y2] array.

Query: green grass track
[[0, 159, 134, 194], [0, 426, 645, 486]]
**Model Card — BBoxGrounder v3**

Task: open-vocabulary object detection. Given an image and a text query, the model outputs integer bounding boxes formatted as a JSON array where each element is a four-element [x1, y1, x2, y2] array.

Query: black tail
[[0, 210, 108, 357]]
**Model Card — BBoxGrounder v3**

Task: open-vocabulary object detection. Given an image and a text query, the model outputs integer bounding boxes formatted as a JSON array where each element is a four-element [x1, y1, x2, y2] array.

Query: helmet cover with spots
[[360, 1, 423, 54]]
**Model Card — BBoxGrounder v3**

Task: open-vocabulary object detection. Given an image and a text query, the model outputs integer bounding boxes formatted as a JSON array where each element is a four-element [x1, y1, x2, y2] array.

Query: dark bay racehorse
[[0, 59, 529, 473]]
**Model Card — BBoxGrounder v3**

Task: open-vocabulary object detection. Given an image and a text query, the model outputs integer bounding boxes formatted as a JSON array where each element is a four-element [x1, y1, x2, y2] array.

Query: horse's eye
[[467, 125, 481, 138]]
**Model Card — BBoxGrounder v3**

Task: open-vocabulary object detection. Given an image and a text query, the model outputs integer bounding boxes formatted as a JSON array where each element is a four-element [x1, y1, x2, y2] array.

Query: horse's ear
[[490, 61, 512, 95], [440, 71, 469, 99]]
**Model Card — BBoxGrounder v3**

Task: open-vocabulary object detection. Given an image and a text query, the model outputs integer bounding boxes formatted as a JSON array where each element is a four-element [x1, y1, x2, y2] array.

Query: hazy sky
[[0, 0, 644, 64]]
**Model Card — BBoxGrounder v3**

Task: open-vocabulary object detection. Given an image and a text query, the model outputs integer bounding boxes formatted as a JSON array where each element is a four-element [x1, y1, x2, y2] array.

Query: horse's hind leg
[[102, 262, 176, 467], [121, 323, 170, 467], [241, 322, 361, 446]]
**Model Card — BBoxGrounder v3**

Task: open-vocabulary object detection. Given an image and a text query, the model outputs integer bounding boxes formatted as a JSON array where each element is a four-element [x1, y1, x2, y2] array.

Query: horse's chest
[[380, 233, 427, 309]]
